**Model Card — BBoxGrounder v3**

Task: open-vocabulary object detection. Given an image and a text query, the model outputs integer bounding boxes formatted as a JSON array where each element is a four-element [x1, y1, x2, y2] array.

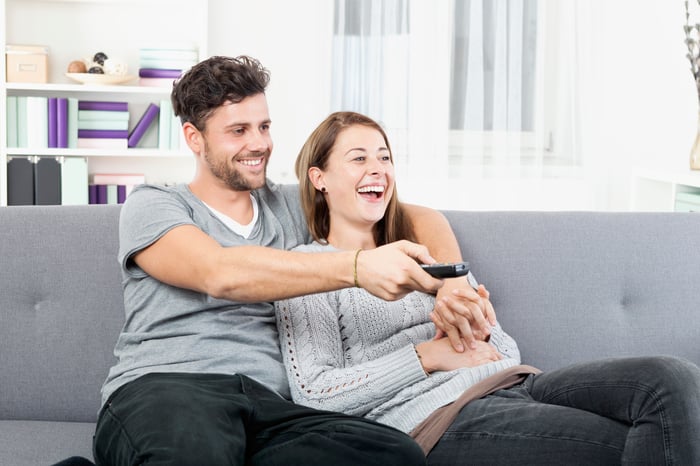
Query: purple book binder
[[139, 68, 183, 78], [117, 185, 127, 203], [96, 184, 108, 204], [89, 184, 97, 204], [48, 97, 58, 148], [128, 103, 160, 148], [78, 129, 129, 139], [78, 101, 128, 112], [57, 98, 68, 148]]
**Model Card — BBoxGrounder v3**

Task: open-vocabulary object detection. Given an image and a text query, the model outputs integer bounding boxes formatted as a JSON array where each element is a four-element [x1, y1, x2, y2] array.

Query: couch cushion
[[0, 205, 125, 422], [442, 211, 700, 371], [0, 420, 95, 465]]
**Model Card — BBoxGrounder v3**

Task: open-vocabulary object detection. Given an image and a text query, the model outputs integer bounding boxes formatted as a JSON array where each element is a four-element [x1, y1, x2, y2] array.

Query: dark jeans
[[427, 356, 700, 465], [93, 372, 425, 466]]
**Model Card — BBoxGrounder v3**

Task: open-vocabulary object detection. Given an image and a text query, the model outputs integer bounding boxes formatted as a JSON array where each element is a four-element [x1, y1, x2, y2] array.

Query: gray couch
[[1, 205, 699, 465]]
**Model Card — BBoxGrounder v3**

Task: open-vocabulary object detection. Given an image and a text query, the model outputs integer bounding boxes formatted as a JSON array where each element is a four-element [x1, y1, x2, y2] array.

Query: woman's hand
[[430, 279, 497, 352], [415, 337, 502, 373]]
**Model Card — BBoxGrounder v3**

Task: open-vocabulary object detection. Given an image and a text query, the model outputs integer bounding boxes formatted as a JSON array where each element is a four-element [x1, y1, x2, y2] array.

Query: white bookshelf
[[1, 0, 208, 205], [631, 167, 700, 211]]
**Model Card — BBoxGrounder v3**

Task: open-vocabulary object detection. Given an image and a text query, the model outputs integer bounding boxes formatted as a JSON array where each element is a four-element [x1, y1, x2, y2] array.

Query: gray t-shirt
[[100, 181, 309, 407]]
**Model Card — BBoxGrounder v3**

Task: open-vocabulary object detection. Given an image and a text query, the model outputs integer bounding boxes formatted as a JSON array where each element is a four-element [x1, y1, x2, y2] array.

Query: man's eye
[[261, 124, 270, 131]]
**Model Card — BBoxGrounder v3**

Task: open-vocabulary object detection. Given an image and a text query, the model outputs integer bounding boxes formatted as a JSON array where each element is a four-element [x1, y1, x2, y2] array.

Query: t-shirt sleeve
[[117, 185, 197, 278], [277, 183, 311, 244]]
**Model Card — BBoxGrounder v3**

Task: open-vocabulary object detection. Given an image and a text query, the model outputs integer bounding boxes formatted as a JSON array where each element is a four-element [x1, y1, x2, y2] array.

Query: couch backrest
[[443, 211, 700, 371], [0, 205, 124, 422]]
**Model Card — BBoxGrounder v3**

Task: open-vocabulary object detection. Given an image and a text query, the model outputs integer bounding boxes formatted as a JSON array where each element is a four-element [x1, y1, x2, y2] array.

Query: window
[[331, 0, 580, 184]]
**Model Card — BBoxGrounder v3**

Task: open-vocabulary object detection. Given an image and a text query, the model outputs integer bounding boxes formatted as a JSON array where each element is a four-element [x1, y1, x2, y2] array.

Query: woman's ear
[[308, 167, 325, 192]]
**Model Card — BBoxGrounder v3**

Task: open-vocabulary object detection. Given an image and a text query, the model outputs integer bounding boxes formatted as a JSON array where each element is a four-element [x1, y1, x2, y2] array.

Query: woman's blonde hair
[[295, 111, 416, 246]]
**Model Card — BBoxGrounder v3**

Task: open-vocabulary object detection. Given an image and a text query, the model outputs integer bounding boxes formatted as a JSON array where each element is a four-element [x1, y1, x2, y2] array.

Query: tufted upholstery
[[0, 206, 698, 465]]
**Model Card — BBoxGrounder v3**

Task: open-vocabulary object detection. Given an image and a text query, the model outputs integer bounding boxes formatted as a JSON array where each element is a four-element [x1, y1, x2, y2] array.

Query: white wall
[[207, 0, 333, 184], [207, 0, 698, 211]]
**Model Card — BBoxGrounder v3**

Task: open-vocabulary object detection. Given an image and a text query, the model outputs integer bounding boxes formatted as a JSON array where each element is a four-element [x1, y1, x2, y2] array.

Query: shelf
[[631, 167, 700, 211], [1, 0, 208, 206], [6, 148, 190, 158], [5, 82, 173, 95]]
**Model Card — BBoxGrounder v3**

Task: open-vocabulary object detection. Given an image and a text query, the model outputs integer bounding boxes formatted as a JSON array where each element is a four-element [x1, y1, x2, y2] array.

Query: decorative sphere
[[67, 60, 87, 73]]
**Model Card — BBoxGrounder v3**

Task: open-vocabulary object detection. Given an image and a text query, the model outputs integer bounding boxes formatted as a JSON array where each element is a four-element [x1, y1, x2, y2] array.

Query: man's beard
[[203, 145, 269, 191]]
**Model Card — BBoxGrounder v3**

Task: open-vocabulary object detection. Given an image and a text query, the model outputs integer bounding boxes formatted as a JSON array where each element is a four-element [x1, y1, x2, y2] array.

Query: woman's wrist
[[414, 342, 433, 374]]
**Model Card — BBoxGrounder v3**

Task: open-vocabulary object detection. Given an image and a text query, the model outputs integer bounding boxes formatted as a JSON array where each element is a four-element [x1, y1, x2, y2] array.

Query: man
[[93, 55, 484, 465]]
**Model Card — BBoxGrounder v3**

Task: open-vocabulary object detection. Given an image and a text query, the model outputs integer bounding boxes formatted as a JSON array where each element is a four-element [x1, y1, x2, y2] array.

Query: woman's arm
[[275, 291, 428, 416]]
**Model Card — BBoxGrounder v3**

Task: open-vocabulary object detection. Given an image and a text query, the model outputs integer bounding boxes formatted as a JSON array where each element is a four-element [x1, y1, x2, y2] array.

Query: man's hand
[[355, 240, 444, 301], [430, 280, 497, 352], [415, 338, 502, 373]]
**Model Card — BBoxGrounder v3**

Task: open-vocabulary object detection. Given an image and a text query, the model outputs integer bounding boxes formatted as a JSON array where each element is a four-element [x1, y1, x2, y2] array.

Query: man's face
[[200, 93, 273, 191]]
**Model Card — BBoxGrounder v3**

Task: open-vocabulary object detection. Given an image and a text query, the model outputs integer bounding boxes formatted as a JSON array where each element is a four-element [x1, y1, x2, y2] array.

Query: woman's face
[[314, 124, 395, 234]]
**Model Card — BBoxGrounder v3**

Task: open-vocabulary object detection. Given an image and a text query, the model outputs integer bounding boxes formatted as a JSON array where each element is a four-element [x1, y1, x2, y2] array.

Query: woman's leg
[[528, 356, 700, 465], [427, 356, 700, 465], [427, 383, 628, 465]]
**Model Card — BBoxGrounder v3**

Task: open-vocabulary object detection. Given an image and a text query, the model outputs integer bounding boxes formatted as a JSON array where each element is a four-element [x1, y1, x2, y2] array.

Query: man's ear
[[182, 122, 203, 155], [308, 167, 325, 191]]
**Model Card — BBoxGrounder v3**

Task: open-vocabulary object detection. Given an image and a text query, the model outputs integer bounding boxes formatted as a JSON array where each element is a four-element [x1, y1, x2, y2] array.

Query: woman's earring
[[321, 187, 327, 193]]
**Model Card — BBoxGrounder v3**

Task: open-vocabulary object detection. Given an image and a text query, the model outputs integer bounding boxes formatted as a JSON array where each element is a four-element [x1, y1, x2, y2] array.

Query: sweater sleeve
[[488, 321, 521, 364], [275, 291, 428, 417]]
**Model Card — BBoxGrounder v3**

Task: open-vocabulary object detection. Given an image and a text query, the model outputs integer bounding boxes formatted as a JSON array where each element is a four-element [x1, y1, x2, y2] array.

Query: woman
[[275, 111, 700, 465]]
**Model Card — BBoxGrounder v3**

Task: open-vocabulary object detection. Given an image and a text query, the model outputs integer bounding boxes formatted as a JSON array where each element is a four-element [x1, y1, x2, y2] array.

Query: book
[[138, 68, 183, 79], [48, 97, 58, 148], [138, 77, 177, 87], [170, 111, 181, 150], [6, 96, 18, 148], [78, 110, 130, 121], [78, 120, 130, 131], [88, 184, 97, 204], [67, 97, 78, 148], [128, 103, 159, 148], [60, 157, 88, 205], [77, 129, 129, 139], [57, 97, 69, 148], [26, 96, 48, 149], [92, 173, 145, 197], [158, 98, 172, 149], [78, 101, 128, 112], [17, 96, 28, 148], [139, 57, 196, 70], [7, 156, 35, 205], [117, 185, 127, 203], [95, 184, 108, 204], [106, 184, 118, 204], [77, 138, 128, 149], [33, 157, 61, 205]]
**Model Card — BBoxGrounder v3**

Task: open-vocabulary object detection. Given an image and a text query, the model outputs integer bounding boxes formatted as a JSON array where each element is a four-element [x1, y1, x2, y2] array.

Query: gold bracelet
[[353, 249, 362, 288]]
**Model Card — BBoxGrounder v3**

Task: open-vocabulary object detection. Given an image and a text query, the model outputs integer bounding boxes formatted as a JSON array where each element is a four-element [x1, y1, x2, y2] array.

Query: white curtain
[[331, 0, 588, 208]]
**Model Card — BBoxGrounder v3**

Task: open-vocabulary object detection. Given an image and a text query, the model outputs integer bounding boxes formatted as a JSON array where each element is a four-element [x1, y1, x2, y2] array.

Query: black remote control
[[421, 261, 470, 278]]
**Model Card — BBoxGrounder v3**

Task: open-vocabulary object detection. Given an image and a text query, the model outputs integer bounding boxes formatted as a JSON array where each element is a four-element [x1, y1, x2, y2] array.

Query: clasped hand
[[431, 279, 497, 352]]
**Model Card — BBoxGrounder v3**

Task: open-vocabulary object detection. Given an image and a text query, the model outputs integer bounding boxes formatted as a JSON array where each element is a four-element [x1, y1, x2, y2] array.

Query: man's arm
[[132, 224, 443, 302], [404, 203, 496, 351]]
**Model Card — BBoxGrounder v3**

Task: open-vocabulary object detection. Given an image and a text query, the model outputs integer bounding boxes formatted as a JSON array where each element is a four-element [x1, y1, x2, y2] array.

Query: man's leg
[[241, 376, 426, 466], [93, 372, 251, 466]]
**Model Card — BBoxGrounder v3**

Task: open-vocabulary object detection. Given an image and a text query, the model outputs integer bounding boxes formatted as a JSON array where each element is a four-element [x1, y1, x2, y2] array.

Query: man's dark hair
[[171, 55, 270, 131]]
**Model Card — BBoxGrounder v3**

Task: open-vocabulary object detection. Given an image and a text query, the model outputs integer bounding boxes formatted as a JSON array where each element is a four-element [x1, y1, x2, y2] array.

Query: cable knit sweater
[[275, 242, 521, 434]]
